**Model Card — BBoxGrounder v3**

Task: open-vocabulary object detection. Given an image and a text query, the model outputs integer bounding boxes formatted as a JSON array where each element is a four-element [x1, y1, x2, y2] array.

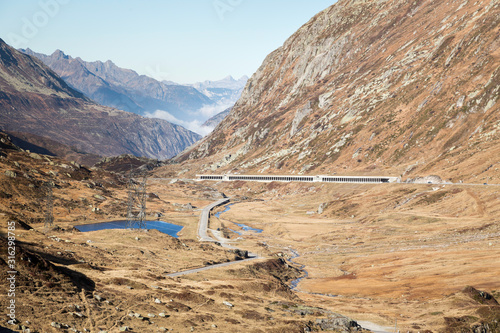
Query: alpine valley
[[1, 0, 500, 332]]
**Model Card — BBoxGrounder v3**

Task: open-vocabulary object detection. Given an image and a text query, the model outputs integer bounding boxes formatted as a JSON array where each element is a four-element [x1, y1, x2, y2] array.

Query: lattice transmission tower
[[44, 182, 54, 230], [127, 170, 148, 229]]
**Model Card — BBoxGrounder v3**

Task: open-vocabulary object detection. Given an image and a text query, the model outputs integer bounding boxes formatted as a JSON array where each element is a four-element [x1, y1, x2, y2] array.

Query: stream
[[216, 203, 391, 333], [288, 249, 309, 291], [215, 203, 263, 234], [287, 249, 338, 297]]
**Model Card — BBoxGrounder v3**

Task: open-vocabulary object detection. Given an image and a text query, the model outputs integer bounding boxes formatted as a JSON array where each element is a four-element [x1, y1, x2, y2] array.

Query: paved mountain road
[[197, 198, 229, 242], [166, 257, 259, 278], [166, 198, 260, 278]]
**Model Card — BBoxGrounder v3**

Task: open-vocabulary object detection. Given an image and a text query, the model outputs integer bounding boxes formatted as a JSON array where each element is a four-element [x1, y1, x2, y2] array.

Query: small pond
[[74, 220, 183, 238], [215, 204, 263, 234], [231, 223, 263, 234]]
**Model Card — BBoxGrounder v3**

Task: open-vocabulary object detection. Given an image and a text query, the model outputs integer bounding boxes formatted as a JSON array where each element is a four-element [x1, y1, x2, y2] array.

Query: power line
[[126, 170, 148, 229], [44, 182, 54, 230]]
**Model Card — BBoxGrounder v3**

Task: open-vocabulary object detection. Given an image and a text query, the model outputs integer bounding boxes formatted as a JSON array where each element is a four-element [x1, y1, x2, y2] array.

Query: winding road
[[166, 257, 257, 278], [166, 198, 259, 278], [197, 198, 230, 242]]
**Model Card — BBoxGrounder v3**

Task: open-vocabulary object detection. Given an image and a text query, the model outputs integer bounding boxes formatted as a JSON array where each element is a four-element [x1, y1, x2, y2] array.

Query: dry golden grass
[[203, 180, 500, 331], [2, 141, 499, 332]]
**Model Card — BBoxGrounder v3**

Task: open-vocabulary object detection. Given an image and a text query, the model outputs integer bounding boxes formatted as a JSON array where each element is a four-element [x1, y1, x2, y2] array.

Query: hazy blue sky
[[0, 0, 335, 83]]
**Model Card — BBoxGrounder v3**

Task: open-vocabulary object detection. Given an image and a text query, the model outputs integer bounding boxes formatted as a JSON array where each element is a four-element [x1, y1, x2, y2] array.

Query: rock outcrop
[[315, 314, 362, 332]]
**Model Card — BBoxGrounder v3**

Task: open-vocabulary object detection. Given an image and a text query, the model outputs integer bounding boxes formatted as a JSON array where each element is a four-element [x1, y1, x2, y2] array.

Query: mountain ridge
[[202, 107, 232, 129], [1, 39, 201, 161], [190, 75, 248, 108], [190, 75, 249, 91], [20, 48, 215, 121], [20, 48, 247, 134]]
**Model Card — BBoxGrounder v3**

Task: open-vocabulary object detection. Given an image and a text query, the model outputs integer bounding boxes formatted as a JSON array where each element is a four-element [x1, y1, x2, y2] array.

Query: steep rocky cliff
[[0, 39, 201, 161], [179, 0, 500, 183]]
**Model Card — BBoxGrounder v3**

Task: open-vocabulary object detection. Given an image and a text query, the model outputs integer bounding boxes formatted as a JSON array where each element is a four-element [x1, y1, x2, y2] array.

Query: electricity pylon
[[127, 170, 148, 229], [44, 182, 54, 230]]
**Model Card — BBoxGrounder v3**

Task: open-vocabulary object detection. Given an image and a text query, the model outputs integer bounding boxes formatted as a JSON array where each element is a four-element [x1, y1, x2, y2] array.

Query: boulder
[[318, 203, 327, 214], [29, 152, 42, 160], [5, 170, 16, 178], [315, 314, 362, 331]]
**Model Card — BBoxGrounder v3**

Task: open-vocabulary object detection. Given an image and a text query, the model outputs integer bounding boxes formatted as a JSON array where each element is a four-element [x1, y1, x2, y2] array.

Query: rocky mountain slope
[[179, 0, 500, 183], [0, 39, 201, 161], [5, 130, 103, 166], [20, 48, 214, 121]]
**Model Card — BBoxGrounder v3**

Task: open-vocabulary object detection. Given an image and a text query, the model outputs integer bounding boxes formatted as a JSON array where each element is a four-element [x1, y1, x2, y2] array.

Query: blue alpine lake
[[74, 220, 183, 238]]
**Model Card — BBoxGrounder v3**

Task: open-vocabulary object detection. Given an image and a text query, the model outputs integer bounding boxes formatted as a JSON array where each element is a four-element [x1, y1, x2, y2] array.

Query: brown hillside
[[0, 39, 201, 161], [0, 132, 366, 333], [178, 0, 499, 183]]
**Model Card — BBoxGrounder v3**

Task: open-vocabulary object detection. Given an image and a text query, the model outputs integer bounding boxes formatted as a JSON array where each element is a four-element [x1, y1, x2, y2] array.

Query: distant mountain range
[[20, 48, 213, 120], [190, 76, 248, 109], [0, 38, 201, 163], [19, 48, 246, 134], [191, 75, 249, 91]]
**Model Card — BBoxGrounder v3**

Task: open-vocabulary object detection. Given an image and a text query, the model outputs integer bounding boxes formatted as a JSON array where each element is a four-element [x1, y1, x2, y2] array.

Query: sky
[[0, 0, 336, 84]]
